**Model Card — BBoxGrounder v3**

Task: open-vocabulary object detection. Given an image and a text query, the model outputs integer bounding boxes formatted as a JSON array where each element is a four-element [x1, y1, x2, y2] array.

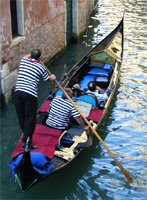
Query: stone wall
[[0, 0, 66, 104], [73, 0, 95, 38]]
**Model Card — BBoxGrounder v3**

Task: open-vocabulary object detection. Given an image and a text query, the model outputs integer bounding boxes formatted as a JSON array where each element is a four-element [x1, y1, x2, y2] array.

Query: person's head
[[88, 81, 96, 92], [62, 88, 73, 99], [31, 49, 41, 60]]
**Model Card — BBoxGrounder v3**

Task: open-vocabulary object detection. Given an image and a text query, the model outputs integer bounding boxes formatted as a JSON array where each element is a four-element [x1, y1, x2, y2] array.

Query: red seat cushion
[[11, 124, 62, 159], [87, 108, 103, 122], [39, 100, 51, 112]]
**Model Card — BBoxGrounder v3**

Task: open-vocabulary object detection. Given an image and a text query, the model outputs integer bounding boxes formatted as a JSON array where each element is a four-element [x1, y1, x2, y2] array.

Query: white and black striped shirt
[[46, 96, 80, 129], [15, 57, 49, 97]]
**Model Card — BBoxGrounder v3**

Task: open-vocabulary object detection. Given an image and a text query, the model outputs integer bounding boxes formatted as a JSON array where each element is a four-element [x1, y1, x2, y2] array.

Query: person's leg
[[14, 91, 25, 132], [23, 93, 37, 144]]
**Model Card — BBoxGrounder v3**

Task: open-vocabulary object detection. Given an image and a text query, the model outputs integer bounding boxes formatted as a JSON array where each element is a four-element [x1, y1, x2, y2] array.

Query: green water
[[1, 0, 147, 199]]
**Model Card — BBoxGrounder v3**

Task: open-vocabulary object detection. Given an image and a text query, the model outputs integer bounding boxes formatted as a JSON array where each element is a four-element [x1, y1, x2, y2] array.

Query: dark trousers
[[14, 91, 37, 143]]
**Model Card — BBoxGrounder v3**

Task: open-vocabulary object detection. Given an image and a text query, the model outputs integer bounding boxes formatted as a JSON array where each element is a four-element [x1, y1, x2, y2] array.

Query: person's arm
[[75, 117, 88, 130], [48, 74, 56, 81], [96, 86, 105, 93], [47, 106, 51, 113], [39, 61, 56, 82]]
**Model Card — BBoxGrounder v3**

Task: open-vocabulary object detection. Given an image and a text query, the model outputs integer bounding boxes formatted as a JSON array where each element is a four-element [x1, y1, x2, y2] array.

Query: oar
[[43, 63, 133, 183]]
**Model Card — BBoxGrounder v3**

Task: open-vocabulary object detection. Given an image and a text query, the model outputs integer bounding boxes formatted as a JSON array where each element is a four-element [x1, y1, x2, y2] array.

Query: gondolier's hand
[[48, 74, 56, 81], [84, 126, 89, 131]]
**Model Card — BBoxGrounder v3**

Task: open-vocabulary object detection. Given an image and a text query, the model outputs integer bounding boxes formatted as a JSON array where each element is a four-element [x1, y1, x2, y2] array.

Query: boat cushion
[[88, 68, 109, 77], [87, 108, 104, 122], [103, 63, 113, 71], [89, 62, 113, 72], [80, 74, 95, 90], [11, 124, 62, 159], [39, 100, 51, 112], [96, 76, 109, 83], [77, 95, 97, 108]]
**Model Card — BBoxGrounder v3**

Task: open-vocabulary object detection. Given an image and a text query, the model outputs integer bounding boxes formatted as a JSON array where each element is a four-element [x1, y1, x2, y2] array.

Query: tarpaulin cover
[[11, 124, 62, 159], [9, 152, 55, 177]]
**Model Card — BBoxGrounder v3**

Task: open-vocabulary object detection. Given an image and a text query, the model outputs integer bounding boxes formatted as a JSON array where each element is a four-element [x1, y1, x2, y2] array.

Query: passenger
[[72, 83, 86, 97], [46, 88, 88, 131], [87, 81, 109, 106]]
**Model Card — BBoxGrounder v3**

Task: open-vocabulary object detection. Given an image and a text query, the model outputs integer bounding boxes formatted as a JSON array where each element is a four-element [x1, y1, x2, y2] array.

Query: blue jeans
[[14, 91, 37, 143]]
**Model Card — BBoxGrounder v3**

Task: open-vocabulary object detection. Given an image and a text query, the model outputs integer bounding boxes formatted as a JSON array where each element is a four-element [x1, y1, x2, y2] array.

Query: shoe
[[22, 142, 26, 150], [22, 142, 38, 150], [28, 144, 38, 150]]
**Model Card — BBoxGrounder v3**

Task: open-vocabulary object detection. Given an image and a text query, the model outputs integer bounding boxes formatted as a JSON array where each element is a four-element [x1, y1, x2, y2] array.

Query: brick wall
[[73, 0, 95, 38], [1, 0, 66, 104]]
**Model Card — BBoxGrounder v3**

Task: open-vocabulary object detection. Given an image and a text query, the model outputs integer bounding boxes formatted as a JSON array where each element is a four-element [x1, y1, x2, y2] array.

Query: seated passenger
[[46, 88, 88, 131], [87, 81, 109, 106], [72, 83, 86, 97]]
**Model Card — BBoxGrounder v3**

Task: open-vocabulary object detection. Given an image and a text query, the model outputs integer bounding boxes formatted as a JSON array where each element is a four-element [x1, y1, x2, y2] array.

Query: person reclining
[[87, 81, 110, 107], [46, 88, 88, 131]]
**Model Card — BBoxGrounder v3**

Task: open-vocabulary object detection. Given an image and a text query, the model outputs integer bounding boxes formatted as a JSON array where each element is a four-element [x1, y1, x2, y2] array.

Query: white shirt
[[87, 90, 108, 104]]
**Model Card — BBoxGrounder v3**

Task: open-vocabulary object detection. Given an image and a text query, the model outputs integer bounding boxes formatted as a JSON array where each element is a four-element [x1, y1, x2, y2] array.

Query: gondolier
[[14, 49, 56, 150]]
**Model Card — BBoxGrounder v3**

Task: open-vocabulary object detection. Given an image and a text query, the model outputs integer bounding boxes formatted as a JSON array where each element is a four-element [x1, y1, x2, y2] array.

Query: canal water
[[1, 0, 146, 199]]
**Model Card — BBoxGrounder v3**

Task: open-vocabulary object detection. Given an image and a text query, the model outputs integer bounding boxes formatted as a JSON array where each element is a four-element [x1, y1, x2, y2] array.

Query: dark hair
[[88, 81, 96, 92], [31, 49, 41, 60], [62, 88, 73, 99]]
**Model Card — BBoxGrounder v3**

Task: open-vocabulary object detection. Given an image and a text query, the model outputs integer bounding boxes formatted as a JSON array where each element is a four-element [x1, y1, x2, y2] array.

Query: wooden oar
[[43, 63, 133, 183]]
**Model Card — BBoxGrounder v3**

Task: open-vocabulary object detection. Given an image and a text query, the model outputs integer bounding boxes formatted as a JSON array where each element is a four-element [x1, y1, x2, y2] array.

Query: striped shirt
[[46, 96, 80, 129], [15, 57, 49, 97]]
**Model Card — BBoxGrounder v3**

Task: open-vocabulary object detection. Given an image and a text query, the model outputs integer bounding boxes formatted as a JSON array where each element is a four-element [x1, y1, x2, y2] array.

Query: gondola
[[9, 17, 124, 191]]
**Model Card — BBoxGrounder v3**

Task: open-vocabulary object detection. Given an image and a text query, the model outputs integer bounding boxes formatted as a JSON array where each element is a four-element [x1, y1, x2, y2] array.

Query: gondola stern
[[14, 173, 38, 192], [12, 151, 41, 191]]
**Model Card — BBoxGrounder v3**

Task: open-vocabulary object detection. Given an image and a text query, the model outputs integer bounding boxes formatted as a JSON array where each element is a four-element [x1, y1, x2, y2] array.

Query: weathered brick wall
[[0, 0, 12, 50], [78, 0, 89, 35], [1, 0, 66, 104], [23, 0, 65, 34], [73, 0, 95, 38]]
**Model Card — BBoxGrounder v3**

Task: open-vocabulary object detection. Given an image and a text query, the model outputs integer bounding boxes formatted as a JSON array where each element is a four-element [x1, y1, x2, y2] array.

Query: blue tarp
[[89, 62, 113, 73], [80, 75, 95, 90], [9, 152, 54, 177], [77, 95, 97, 108]]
